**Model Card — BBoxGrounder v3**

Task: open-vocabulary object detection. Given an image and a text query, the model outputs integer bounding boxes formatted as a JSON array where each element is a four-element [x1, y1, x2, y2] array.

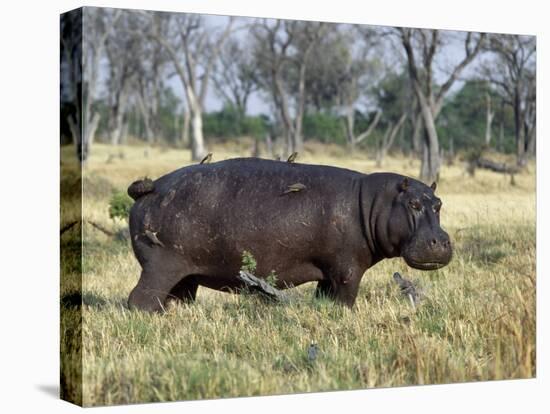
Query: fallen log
[[476, 157, 521, 174], [87, 220, 116, 237], [87, 220, 130, 242], [466, 156, 522, 185], [237, 270, 289, 303], [60, 221, 78, 236]]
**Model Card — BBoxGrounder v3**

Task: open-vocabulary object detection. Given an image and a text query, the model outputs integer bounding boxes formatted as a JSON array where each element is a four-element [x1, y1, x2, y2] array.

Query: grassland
[[60, 141, 536, 406]]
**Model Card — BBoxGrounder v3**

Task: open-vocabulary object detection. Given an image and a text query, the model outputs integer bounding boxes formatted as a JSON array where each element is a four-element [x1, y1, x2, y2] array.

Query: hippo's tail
[[128, 178, 155, 201]]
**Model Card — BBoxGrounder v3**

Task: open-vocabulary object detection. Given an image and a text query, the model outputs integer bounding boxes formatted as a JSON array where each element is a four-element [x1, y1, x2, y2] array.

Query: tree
[[60, 9, 83, 160], [252, 19, 326, 154], [133, 37, 168, 144], [484, 91, 495, 147], [482, 34, 536, 163], [338, 27, 383, 152], [302, 25, 350, 111], [398, 28, 486, 182], [82, 8, 121, 159], [375, 114, 407, 166], [372, 71, 411, 164], [211, 38, 259, 117], [148, 13, 234, 160], [438, 80, 508, 153], [104, 10, 145, 145], [157, 86, 183, 143]]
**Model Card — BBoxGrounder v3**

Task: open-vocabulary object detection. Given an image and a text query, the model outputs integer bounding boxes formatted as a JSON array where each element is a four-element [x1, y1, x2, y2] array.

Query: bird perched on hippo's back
[[287, 152, 298, 163]]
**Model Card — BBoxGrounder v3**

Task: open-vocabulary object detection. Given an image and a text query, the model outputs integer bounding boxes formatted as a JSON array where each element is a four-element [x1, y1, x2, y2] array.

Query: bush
[[203, 105, 269, 140], [108, 191, 133, 221], [303, 113, 346, 145], [240, 250, 257, 273]]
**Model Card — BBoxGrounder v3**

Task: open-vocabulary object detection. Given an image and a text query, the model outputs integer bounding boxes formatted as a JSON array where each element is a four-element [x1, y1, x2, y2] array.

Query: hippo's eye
[[409, 199, 422, 211], [433, 202, 442, 213]]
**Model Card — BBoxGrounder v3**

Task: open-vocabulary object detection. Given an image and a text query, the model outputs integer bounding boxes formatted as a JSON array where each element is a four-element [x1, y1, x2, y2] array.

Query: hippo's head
[[385, 177, 452, 270]]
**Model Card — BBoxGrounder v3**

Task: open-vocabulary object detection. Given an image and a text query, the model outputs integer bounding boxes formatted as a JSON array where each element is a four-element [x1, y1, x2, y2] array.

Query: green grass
[[60, 141, 536, 406]]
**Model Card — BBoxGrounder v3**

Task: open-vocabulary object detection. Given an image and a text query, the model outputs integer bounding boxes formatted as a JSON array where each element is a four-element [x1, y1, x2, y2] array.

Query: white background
[[0, 0, 546, 412]]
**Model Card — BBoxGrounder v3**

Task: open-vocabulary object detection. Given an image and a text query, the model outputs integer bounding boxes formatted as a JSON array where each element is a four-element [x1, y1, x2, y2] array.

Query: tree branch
[[356, 110, 382, 144]]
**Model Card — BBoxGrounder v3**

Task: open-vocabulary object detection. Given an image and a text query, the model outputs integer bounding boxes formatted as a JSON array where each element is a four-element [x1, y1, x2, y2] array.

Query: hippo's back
[[154, 157, 363, 194], [129, 158, 366, 273]]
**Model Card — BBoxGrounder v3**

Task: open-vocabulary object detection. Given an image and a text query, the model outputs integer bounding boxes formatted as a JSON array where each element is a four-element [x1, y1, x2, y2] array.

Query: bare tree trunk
[[82, 81, 97, 161], [120, 120, 129, 145], [377, 113, 407, 167], [416, 90, 440, 183], [67, 118, 79, 150], [344, 104, 356, 152], [512, 85, 528, 165], [376, 124, 392, 168], [524, 89, 536, 158], [143, 119, 154, 143], [346, 109, 381, 153], [251, 139, 260, 157], [190, 100, 206, 160], [498, 120, 504, 152], [265, 132, 274, 158], [485, 92, 495, 147], [293, 61, 308, 153], [420, 139, 430, 181], [67, 115, 83, 162], [84, 112, 100, 154], [411, 111, 422, 154], [526, 123, 536, 156], [293, 123, 304, 153], [424, 134, 440, 183], [356, 110, 381, 145], [527, 128, 537, 157], [110, 90, 129, 145], [285, 130, 293, 155], [135, 93, 155, 143], [181, 106, 190, 147], [274, 76, 295, 154]]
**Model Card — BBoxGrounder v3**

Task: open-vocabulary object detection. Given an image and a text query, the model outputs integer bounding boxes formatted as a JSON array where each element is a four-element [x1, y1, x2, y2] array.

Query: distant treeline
[[60, 8, 535, 180], [90, 78, 517, 155]]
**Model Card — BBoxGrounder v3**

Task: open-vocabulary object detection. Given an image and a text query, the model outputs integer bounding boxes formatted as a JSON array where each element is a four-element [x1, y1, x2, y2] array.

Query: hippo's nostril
[[430, 239, 437, 247]]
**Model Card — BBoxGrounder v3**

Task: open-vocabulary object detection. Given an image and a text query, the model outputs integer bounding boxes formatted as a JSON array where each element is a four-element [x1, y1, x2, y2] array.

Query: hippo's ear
[[399, 178, 409, 192], [430, 181, 437, 192]]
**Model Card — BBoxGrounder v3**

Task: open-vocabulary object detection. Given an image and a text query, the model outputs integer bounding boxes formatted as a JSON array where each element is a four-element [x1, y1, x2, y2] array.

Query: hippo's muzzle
[[402, 228, 452, 270]]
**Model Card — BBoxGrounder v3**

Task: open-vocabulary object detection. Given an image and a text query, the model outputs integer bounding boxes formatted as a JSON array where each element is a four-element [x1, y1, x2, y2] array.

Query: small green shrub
[[108, 191, 133, 221], [240, 250, 257, 273], [266, 270, 278, 287]]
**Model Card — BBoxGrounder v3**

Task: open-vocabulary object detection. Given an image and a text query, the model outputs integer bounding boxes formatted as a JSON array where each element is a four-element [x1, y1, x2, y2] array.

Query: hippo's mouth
[[405, 258, 448, 271]]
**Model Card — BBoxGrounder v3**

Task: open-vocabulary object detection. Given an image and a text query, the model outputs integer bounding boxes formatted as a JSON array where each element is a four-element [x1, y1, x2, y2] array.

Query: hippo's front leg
[[315, 265, 364, 308]]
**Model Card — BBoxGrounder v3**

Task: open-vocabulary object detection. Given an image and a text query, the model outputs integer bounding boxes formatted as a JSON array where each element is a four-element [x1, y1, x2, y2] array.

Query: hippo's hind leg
[[128, 268, 181, 312], [128, 247, 193, 312], [166, 276, 199, 305]]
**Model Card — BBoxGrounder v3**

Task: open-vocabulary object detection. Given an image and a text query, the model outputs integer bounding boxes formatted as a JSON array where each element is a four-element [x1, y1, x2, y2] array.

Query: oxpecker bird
[[200, 153, 213, 164]]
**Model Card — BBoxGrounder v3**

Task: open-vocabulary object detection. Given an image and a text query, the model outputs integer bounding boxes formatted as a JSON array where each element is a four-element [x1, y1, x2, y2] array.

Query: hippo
[[127, 158, 452, 312]]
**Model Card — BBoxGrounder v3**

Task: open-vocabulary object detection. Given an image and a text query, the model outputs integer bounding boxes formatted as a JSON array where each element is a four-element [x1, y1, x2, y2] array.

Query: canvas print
[[60, 6, 536, 407]]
